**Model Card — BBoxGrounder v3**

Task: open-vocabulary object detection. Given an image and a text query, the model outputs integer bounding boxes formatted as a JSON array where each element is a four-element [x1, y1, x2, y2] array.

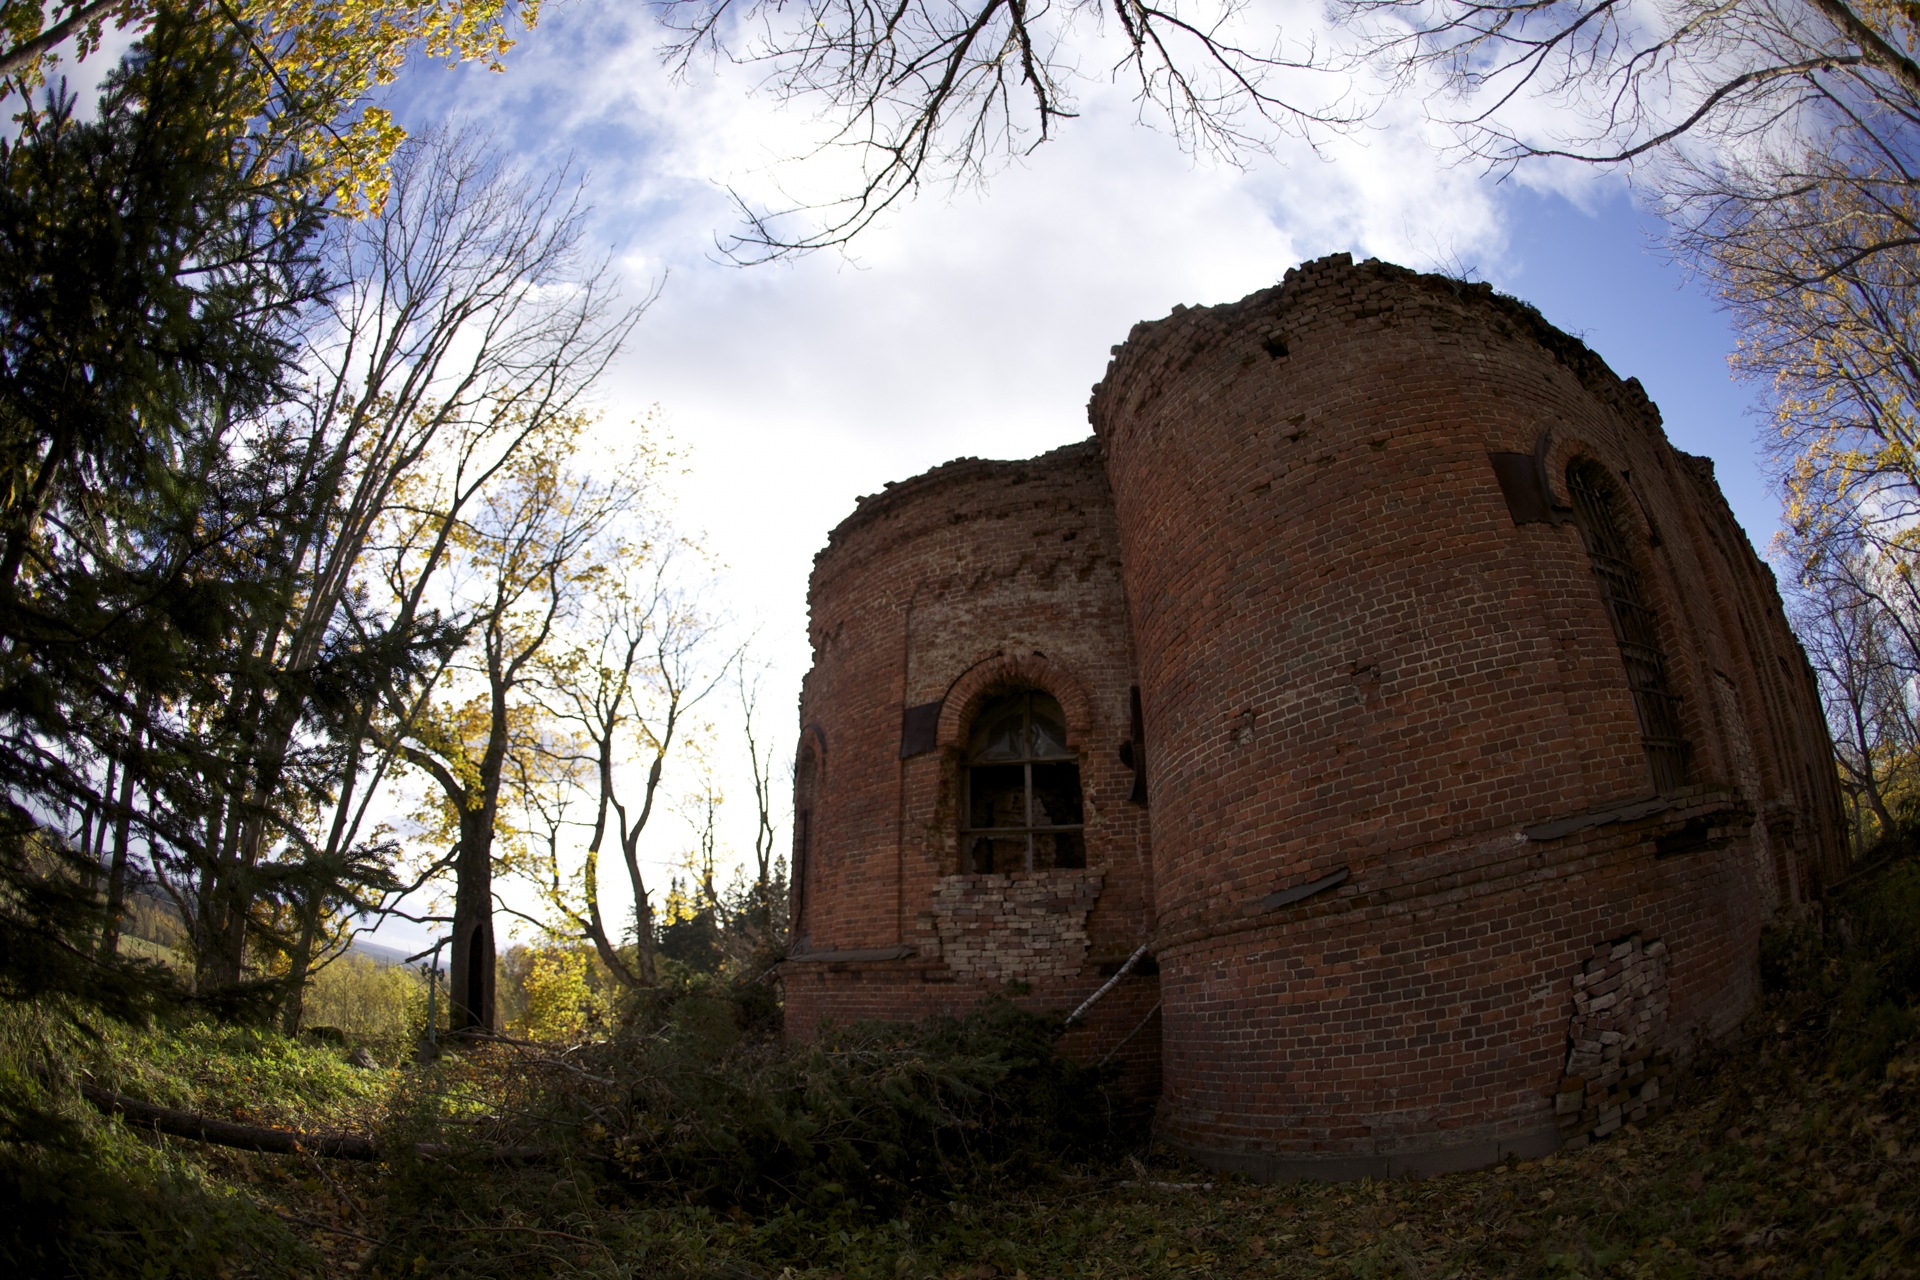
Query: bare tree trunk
[[524, 549, 725, 993], [81, 756, 112, 874], [740, 667, 778, 936], [98, 700, 143, 956], [1850, 728, 1898, 839]]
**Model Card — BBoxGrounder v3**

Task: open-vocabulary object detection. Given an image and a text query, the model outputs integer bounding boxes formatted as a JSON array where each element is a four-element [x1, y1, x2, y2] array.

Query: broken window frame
[[1566, 458, 1692, 793], [959, 689, 1086, 873]]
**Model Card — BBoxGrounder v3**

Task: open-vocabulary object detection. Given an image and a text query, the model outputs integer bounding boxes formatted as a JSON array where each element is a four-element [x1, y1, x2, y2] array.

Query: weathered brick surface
[[787, 254, 1845, 1177], [786, 442, 1160, 1084], [932, 870, 1105, 981]]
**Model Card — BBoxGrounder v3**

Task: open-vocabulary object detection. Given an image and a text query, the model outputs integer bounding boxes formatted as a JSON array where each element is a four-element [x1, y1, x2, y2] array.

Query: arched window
[[1566, 459, 1691, 792], [961, 690, 1086, 873], [791, 743, 819, 941]]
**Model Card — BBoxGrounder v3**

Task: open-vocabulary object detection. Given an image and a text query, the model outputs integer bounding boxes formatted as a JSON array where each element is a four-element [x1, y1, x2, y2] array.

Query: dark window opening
[[961, 690, 1085, 872], [1567, 459, 1691, 792], [791, 746, 819, 940], [1124, 684, 1148, 804]]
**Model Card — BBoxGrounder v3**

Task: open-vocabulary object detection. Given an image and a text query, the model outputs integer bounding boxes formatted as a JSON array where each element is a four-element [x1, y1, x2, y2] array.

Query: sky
[[351, 4, 1779, 952]]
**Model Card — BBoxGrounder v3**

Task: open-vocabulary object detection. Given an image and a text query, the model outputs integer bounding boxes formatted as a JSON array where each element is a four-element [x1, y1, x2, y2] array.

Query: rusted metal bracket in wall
[[1488, 425, 1577, 527], [1255, 866, 1350, 913], [1064, 864, 1353, 1033]]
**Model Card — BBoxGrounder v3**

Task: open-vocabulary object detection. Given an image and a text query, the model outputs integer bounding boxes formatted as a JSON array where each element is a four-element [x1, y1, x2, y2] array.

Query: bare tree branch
[[655, 0, 1360, 257]]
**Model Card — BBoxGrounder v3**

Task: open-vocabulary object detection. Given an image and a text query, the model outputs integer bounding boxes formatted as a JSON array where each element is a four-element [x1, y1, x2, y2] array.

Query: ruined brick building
[[782, 254, 1847, 1179]]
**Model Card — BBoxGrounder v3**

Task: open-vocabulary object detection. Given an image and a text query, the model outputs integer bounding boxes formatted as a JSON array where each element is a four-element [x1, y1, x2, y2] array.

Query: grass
[[8, 997, 1910, 1278], [6, 859, 1920, 1278], [89, 1018, 399, 1130]]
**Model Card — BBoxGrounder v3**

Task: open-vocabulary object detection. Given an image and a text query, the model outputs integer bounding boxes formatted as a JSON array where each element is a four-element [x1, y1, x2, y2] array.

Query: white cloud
[[369, 3, 1731, 932]]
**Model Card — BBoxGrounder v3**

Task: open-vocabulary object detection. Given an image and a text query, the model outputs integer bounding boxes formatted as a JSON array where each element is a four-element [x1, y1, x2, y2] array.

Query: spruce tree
[[0, 7, 322, 1008]]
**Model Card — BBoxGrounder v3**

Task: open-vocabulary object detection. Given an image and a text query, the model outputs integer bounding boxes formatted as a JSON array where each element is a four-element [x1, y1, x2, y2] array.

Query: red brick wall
[[785, 443, 1161, 1086], [786, 255, 1842, 1176], [1086, 254, 1843, 1176]]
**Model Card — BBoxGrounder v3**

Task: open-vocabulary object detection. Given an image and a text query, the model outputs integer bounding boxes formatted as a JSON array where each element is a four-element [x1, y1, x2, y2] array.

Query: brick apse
[[782, 254, 1847, 1180]]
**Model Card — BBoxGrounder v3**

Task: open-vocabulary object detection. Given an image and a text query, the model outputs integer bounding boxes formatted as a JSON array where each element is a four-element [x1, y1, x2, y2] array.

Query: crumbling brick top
[[816, 438, 1102, 566], [1086, 252, 1663, 436]]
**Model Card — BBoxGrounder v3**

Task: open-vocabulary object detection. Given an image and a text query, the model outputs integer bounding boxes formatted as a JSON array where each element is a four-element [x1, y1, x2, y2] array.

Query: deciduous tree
[[0, 0, 541, 212], [244, 129, 638, 1024], [523, 541, 727, 992], [1785, 526, 1912, 843], [656, 0, 1357, 256], [390, 416, 649, 1031], [111, 126, 637, 1017]]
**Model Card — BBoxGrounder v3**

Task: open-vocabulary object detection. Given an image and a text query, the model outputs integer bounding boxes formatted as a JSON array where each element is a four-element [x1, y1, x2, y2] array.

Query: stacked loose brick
[[786, 254, 1847, 1177], [1554, 935, 1673, 1147]]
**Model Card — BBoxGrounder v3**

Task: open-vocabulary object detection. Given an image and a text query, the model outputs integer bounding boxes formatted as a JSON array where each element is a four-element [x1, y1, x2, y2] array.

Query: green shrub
[[1763, 830, 1920, 1077], [1825, 854, 1920, 1074], [302, 951, 428, 1052], [357, 994, 1127, 1277], [606, 997, 1122, 1216], [513, 945, 615, 1042]]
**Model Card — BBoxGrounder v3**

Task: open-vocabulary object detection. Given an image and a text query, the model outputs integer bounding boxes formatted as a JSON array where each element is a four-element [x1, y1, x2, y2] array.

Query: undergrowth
[[6, 842, 1920, 1278], [0, 1001, 330, 1277]]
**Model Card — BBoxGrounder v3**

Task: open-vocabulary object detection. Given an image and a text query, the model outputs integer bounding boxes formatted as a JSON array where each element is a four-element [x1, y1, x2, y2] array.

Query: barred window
[[1566, 459, 1691, 792], [960, 691, 1086, 873]]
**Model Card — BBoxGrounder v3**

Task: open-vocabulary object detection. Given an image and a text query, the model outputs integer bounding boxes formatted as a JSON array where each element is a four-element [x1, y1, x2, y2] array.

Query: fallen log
[[83, 1084, 379, 1159], [80, 1084, 551, 1163]]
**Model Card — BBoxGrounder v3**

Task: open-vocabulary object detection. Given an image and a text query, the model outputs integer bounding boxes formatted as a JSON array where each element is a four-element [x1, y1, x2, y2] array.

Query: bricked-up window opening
[[1567, 460, 1692, 792], [961, 691, 1085, 873]]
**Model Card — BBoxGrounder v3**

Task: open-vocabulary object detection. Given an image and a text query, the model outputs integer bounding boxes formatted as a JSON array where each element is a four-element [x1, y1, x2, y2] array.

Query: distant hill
[[345, 936, 420, 968], [114, 880, 426, 971]]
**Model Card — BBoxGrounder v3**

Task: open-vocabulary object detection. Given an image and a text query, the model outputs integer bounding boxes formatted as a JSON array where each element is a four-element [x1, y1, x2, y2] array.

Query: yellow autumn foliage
[[303, 951, 430, 1045], [2, 0, 540, 214], [515, 945, 611, 1042], [235, 0, 540, 213]]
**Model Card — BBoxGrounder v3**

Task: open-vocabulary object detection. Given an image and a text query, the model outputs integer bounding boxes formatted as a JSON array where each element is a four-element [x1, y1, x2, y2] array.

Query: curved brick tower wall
[[785, 441, 1160, 1089], [1087, 254, 1845, 1177]]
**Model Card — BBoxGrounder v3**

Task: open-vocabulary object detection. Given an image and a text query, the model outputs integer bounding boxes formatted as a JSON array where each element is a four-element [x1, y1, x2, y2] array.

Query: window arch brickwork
[[1566, 458, 1692, 792]]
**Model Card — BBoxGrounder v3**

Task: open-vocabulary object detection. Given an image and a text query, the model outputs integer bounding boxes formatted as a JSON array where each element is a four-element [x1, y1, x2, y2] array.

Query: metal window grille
[[1567, 461, 1691, 792]]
